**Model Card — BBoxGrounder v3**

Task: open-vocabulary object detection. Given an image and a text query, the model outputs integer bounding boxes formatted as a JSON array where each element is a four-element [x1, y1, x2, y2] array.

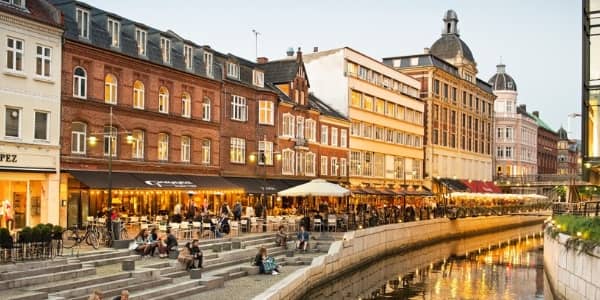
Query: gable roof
[[308, 93, 347, 121], [0, 0, 63, 28], [261, 58, 309, 86], [526, 112, 555, 133]]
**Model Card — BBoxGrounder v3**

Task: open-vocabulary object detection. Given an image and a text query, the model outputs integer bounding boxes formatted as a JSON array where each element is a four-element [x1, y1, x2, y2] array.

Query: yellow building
[[383, 10, 495, 188], [304, 47, 425, 191]]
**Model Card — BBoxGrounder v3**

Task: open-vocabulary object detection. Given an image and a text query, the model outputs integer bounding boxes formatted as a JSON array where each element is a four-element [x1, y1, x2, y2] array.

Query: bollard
[[190, 269, 202, 279], [122, 260, 135, 271]]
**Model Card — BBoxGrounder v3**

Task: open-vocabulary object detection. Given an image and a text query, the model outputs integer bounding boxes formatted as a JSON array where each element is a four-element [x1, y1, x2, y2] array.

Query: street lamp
[[249, 135, 281, 219]]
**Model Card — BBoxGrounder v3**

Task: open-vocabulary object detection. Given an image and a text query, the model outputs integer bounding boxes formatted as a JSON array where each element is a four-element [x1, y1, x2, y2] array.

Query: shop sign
[[144, 180, 197, 188], [0, 154, 17, 163], [260, 186, 277, 191]]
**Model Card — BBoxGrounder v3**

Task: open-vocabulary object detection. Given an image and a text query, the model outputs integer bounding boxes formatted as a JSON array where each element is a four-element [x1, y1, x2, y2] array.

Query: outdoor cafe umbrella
[[277, 179, 350, 197]]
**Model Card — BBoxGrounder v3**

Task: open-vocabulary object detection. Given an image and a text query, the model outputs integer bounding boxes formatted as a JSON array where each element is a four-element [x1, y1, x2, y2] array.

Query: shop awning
[[461, 180, 502, 193], [436, 178, 469, 191], [393, 186, 434, 197], [223, 177, 307, 194], [277, 179, 350, 197], [68, 170, 239, 190]]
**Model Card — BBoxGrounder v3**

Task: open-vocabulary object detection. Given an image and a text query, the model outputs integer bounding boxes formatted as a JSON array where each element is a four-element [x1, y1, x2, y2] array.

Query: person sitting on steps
[[254, 247, 280, 275], [190, 239, 203, 268], [133, 228, 150, 256], [177, 242, 195, 270], [296, 226, 309, 252], [275, 225, 287, 248]]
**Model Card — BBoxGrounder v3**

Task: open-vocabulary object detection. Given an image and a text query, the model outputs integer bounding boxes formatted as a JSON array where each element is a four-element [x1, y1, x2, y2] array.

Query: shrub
[[0, 228, 12, 248], [52, 225, 63, 240], [19, 226, 32, 243]]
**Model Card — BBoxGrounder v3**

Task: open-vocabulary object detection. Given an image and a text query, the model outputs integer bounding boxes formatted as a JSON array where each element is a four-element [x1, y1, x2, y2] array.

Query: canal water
[[303, 224, 547, 300]]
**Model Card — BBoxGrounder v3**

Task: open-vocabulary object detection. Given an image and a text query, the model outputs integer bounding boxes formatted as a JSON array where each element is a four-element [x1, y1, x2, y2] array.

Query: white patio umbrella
[[277, 179, 350, 197]]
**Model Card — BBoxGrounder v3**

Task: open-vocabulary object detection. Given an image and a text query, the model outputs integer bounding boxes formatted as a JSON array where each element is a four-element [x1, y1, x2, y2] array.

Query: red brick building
[[526, 111, 558, 174], [52, 1, 239, 225]]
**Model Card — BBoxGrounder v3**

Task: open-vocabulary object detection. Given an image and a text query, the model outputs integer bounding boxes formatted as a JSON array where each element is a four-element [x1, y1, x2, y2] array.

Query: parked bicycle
[[62, 224, 99, 249]]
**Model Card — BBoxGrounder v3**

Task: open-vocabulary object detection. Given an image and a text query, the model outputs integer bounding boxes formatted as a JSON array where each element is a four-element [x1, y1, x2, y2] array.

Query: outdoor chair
[[179, 222, 193, 240], [159, 224, 167, 232], [230, 221, 240, 236], [313, 218, 322, 232], [240, 219, 249, 233], [169, 223, 180, 238], [192, 221, 201, 237], [201, 222, 214, 239], [250, 217, 260, 233], [327, 215, 337, 232]]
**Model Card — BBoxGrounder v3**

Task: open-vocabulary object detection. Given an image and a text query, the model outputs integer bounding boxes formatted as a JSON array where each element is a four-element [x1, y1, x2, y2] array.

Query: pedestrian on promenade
[[296, 226, 309, 251], [254, 247, 280, 275], [112, 290, 128, 300], [88, 289, 102, 300]]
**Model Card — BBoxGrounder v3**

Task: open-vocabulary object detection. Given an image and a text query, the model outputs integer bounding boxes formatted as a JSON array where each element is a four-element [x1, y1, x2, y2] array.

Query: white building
[[0, 0, 63, 229], [304, 47, 425, 191]]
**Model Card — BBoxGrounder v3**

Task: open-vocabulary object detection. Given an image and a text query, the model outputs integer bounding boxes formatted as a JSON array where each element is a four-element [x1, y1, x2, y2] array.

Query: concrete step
[[72, 250, 131, 262], [163, 270, 188, 279], [0, 263, 84, 281], [69, 278, 172, 300], [30, 273, 131, 293], [0, 259, 68, 273], [129, 279, 204, 300], [5, 290, 48, 300], [0, 267, 96, 290], [84, 254, 141, 267], [50, 278, 133, 299], [145, 284, 207, 300]]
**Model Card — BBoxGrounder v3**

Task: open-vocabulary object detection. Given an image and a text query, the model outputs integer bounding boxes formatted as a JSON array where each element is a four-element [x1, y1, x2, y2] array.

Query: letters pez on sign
[[0, 154, 17, 163], [144, 180, 197, 188]]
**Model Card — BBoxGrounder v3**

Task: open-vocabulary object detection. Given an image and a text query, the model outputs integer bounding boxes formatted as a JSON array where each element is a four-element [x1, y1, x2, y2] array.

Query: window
[[226, 62, 239, 79], [4, 107, 20, 138], [253, 70, 264, 87], [305, 152, 316, 176], [6, 37, 23, 72], [396, 105, 405, 120], [296, 117, 304, 139], [451, 87, 457, 102], [33, 111, 49, 141], [340, 158, 347, 176], [363, 124, 373, 138], [181, 92, 191, 118], [35, 45, 51, 77], [133, 80, 144, 109], [107, 18, 120, 47], [258, 140, 273, 166], [321, 156, 328, 176], [282, 114, 295, 137], [433, 79, 440, 95], [375, 99, 385, 114], [76, 8, 89, 39], [231, 95, 247, 121], [331, 157, 338, 176], [202, 97, 211, 121], [160, 37, 171, 63], [104, 74, 117, 104], [204, 52, 213, 78], [506, 127, 513, 140], [505, 146, 513, 158], [158, 133, 169, 161], [363, 95, 373, 111], [340, 129, 347, 147], [351, 90, 362, 107], [330, 127, 338, 146], [158, 87, 169, 113], [305, 119, 316, 142], [282, 149, 295, 175], [184, 45, 193, 70], [73, 67, 87, 99], [131, 130, 144, 159], [135, 28, 147, 56], [181, 136, 191, 162], [386, 102, 395, 117], [202, 139, 211, 164], [497, 147, 504, 158], [2, 0, 25, 7], [346, 62, 357, 76], [358, 66, 368, 80], [71, 122, 86, 154], [497, 127, 503, 139], [321, 125, 328, 145], [375, 127, 385, 141], [258, 100, 273, 125], [230, 137, 245, 163], [103, 126, 117, 157]]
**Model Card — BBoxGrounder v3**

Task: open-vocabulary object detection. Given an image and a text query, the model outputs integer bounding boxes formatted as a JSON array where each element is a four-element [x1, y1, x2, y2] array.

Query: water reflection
[[303, 225, 545, 300]]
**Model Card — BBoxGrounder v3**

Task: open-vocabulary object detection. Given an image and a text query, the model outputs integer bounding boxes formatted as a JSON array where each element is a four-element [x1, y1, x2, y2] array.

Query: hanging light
[[126, 134, 134, 144], [249, 153, 256, 162], [88, 136, 97, 145]]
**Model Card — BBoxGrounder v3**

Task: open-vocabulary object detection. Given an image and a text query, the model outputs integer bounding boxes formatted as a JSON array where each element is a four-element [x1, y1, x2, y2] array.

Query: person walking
[[233, 201, 242, 221]]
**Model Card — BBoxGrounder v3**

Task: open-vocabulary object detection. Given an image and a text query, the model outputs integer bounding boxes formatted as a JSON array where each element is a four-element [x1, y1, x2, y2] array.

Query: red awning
[[460, 180, 501, 193]]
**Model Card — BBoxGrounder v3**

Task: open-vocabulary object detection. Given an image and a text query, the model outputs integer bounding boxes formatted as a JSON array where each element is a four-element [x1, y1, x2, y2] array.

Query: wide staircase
[[0, 232, 330, 300]]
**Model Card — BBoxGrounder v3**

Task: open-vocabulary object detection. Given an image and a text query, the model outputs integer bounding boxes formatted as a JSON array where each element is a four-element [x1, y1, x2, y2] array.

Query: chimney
[[256, 57, 269, 64], [296, 47, 302, 62], [518, 104, 526, 113], [286, 47, 294, 57], [313, 46, 318, 53], [533, 111, 539, 118], [424, 47, 430, 54]]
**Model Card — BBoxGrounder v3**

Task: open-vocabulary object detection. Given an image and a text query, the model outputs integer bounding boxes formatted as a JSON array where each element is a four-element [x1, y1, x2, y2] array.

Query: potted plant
[[0, 228, 12, 249]]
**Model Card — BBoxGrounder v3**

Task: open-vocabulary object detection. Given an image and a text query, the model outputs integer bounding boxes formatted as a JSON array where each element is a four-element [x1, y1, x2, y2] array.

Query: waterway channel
[[303, 224, 547, 300]]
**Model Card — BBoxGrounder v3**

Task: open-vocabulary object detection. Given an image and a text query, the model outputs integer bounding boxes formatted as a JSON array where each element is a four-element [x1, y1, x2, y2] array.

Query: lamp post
[[402, 169, 417, 221]]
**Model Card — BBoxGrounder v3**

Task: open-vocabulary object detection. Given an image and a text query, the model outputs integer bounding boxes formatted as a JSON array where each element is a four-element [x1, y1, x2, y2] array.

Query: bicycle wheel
[[62, 228, 78, 249], [86, 231, 99, 249]]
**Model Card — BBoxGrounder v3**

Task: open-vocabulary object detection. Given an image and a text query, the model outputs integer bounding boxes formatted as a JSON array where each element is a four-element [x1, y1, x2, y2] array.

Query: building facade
[[557, 127, 581, 176], [0, 0, 63, 230], [526, 111, 558, 174], [583, 0, 600, 183], [383, 10, 495, 186], [304, 47, 425, 191], [488, 64, 538, 177], [51, 0, 239, 226]]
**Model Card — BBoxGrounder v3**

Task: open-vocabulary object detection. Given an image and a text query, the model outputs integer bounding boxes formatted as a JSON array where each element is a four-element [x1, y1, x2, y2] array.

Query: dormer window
[[204, 52, 213, 78], [76, 7, 90, 39], [107, 18, 120, 48], [160, 37, 171, 63], [135, 28, 146, 56], [226, 62, 239, 79], [252, 70, 264, 87], [1, 0, 25, 8], [184, 45, 193, 70]]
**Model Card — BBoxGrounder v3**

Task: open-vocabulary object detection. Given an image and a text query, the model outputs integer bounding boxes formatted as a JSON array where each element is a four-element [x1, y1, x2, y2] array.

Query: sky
[[83, 0, 581, 138]]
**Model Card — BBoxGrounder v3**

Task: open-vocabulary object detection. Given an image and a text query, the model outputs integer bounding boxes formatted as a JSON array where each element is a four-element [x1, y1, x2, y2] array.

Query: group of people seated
[[177, 239, 204, 270], [133, 228, 178, 258], [274, 225, 310, 251]]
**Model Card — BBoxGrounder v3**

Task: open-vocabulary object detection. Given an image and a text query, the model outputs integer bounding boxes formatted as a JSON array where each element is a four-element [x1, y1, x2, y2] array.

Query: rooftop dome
[[557, 126, 568, 140], [488, 64, 517, 91], [429, 10, 476, 63]]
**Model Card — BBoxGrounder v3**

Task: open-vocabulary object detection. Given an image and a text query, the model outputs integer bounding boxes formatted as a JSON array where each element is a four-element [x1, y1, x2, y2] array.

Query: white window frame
[[282, 149, 295, 175], [340, 158, 347, 177], [160, 37, 171, 64], [6, 37, 23, 72], [258, 100, 273, 125], [104, 74, 117, 104], [282, 113, 295, 138], [226, 62, 239, 79], [131, 130, 144, 159], [181, 136, 191, 162], [73, 67, 87, 99], [296, 116, 304, 139], [230, 137, 246, 164], [305, 152, 316, 176], [305, 119, 316, 142], [202, 139, 211, 164], [182, 93, 191, 118], [184, 44, 193, 70], [331, 157, 338, 176], [71, 122, 86, 154], [204, 52, 213, 78], [321, 125, 328, 145], [202, 97, 211, 121], [33, 110, 49, 141], [320, 156, 328, 176], [35, 45, 51, 78], [231, 95, 247, 121], [135, 28, 147, 56], [158, 133, 169, 161], [253, 70, 264, 87], [258, 140, 273, 166], [331, 127, 338, 147], [107, 18, 120, 48], [158, 87, 169, 114], [76, 8, 90, 39], [340, 129, 348, 147], [296, 152, 305, 175], [4, 107, 20, 138], [103, 126, 117, 157], [133, 80, 144, 109]]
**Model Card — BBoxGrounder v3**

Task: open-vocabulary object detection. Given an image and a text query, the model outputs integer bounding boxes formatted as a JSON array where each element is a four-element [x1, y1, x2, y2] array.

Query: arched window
[[181, 92, 191, 118], [104, 73, 117, 104], [158, 86, 169, 113], [71, 122, 87, 154], [73, 67, 87, 99], [133, 80, 144, 109], [202, 96, 211, 121]]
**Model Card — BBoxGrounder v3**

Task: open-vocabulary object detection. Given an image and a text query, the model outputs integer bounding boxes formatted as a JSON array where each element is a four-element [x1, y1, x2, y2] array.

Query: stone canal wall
[[254, 215, 546, 300], [544, 233, 600, 300]]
